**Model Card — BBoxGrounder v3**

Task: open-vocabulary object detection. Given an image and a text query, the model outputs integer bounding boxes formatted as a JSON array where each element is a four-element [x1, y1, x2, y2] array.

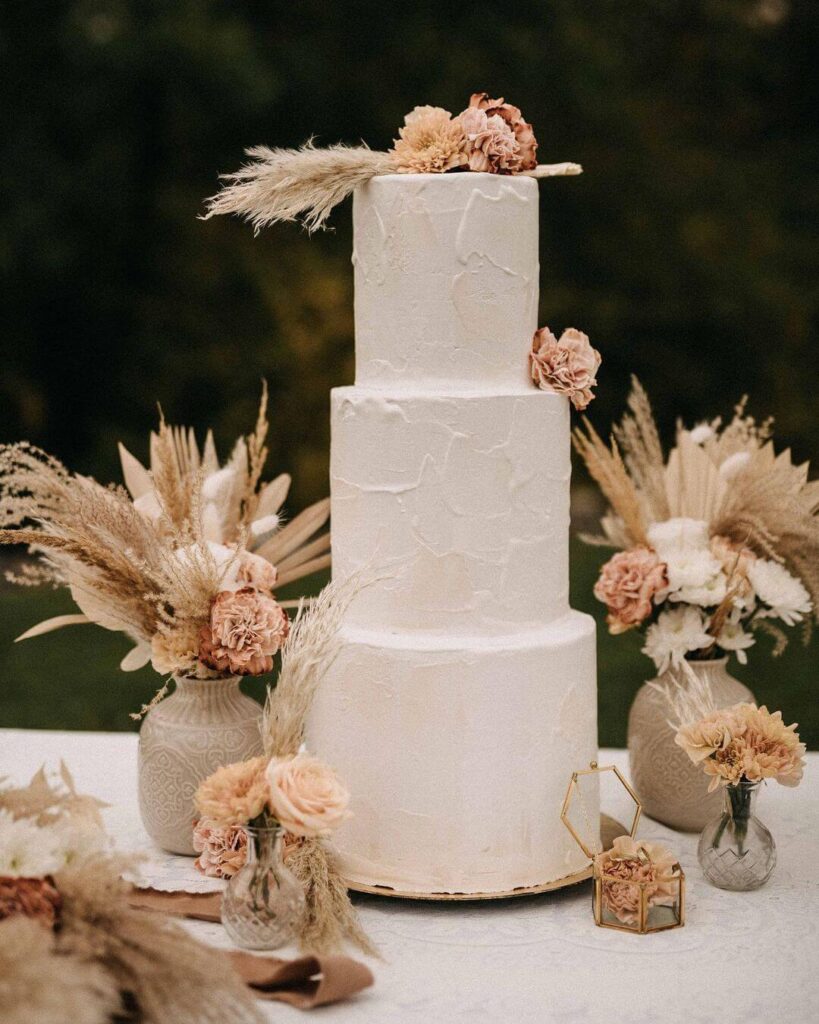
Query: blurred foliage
[[0, 1, 816, 731]]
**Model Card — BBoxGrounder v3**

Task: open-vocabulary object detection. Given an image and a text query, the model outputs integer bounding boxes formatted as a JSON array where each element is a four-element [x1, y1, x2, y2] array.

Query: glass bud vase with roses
[[574, 380, 817, 830], [195, 752, 350, 950]]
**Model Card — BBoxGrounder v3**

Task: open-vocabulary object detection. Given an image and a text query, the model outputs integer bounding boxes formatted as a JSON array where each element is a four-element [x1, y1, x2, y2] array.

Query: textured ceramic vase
[[138, 675, 264, 854], [627, 658, 754, 832]]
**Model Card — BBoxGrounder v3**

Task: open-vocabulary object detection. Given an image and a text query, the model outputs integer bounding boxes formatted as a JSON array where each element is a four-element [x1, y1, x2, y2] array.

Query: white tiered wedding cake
[[308, 171, 598, 896]]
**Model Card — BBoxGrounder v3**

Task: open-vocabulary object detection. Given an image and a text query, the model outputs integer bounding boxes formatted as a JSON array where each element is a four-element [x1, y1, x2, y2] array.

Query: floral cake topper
[[203, 91, 581, 232]]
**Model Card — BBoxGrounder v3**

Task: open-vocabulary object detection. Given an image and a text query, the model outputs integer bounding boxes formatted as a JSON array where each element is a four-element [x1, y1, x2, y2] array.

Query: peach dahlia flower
[[390, 106, 469, 174], [194, 756, 270, 827]]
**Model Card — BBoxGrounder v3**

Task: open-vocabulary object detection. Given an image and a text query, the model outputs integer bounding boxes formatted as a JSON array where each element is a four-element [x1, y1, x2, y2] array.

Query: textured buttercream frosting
[[309, 172, 598, 895]]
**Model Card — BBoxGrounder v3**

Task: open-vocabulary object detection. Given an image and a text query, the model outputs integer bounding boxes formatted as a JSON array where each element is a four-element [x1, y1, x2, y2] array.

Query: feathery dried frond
[[752, 617, 789, 657], [572, 419, 648, 546], [613, 376, 670, 521], [648, 659, 718, 731], [242, 382, 270, 526], [0, 762, 106, 827], [262, 574, 362, 758], [712, 449, 819, 618], [287, 839, 379, 958], [202, 142, 392, 233]]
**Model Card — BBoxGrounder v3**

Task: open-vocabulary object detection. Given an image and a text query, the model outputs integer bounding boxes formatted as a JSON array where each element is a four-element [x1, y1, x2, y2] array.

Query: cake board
[[344, 813, 621, 901]]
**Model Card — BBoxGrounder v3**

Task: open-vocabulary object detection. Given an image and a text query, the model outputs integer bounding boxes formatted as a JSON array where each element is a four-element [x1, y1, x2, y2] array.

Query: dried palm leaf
[[665, 430, 727, 522]]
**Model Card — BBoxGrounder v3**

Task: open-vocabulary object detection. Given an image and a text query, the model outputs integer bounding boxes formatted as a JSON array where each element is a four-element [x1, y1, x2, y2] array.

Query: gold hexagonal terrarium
[[561, 761, 685, 934]]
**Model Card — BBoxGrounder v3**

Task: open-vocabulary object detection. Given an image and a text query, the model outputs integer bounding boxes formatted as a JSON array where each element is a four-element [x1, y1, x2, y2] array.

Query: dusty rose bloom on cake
[[0, 876, 62, 928], [460, 106, 521, 174], [597, 836, 677, 926], [594, 547, 667, 634], [530, 327, 601, 410], [467, 92, 538, 170], [199, 588, 289, 676], [390, 106, 469, 174], [194, 756, 270, 826], [266, 754, 350, 838], [237, 551, 278, 592], [192, 818, 248, 878]]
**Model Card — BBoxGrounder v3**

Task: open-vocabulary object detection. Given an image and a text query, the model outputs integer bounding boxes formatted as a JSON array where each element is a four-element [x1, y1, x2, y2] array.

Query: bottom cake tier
[[306, 610, 598, 895]]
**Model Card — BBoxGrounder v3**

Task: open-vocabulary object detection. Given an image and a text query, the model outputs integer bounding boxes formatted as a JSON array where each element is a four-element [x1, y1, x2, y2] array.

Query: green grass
[[1, 544, 816, 746]]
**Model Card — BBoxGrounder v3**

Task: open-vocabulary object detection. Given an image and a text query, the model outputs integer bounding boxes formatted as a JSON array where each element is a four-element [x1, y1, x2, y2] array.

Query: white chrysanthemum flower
[[647, 518, 710, 556], [664, 551, 727, 607], [718, 451, 751, 480], [642, 606, 713, 673], [51, 817, 108, 869], [688, 423, 715, 445], [716, 614, 756, 664], [0, 811, 62, 878], [748, 559, 812, 626]]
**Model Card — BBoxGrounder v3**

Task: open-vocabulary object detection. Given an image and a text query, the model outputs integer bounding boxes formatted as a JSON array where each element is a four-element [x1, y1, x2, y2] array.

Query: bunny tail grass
[[202, 142, 392, 233]]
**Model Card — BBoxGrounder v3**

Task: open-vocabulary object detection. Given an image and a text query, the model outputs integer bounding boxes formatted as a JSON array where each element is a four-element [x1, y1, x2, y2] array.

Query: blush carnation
[[598, 836, 677, 926], [199, 587, 289, 676], [530, 327, 601, 410], [467, 93, 538, 170], [460, 106, 521, 174], [594, 547, 667, 634], [192, 819, 248, 878]]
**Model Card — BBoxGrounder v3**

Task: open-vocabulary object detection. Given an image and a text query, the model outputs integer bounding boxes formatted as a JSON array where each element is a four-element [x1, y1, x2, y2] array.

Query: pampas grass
[[647, 659, 717, 731], [262, 574, 379, 957], [613, 376, 670, 522], [202, 142, 392, 233], [572, 417, 649, 547]]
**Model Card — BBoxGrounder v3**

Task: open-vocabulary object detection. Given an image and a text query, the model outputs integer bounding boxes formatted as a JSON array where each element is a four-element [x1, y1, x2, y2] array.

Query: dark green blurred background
[[1, 0, 816, 743]]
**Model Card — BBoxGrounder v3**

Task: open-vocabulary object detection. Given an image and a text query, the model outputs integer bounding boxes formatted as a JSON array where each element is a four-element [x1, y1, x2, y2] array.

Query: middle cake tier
[[331, 385, 571, 635]]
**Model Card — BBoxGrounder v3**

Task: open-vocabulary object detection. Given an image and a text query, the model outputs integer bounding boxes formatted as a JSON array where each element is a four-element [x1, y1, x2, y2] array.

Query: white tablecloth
[[1, 729, 816, 1024]]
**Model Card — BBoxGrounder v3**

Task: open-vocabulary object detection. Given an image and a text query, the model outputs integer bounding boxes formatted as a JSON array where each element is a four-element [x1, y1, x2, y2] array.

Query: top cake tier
[[353, 173, 538, 389]]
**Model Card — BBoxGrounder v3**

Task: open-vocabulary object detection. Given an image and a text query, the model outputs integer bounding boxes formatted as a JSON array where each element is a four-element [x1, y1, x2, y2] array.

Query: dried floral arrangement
[[0, 387, 330, 701], [676, 702, 805, 794], [202, 92, 582, 233], [192, 578, 378, 955], [0, 766, 263, 1024], [574, 378, 819, 673], [530, 326, 601, 410]]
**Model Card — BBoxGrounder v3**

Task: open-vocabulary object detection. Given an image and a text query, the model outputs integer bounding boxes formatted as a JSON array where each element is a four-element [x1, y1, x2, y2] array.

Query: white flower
[[0, 811, 62, 877], [664, 550, 727, 607], [748, 559, 812, 626], [718, 451, 751, 480], [647, 518, 710, 556], [51, 818, 108, 869], [688, 423, 715, 445], [642, 606, 713, 673], [716, 612, 756, 664]]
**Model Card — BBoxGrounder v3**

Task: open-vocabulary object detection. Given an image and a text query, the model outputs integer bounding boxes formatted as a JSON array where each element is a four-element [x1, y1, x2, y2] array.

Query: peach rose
[[199, 588, 289, 676], [266, 754, 350, 838], [530, 327, 601, 410], [594, 547, 667, 634], [468, 93, 538, 170]]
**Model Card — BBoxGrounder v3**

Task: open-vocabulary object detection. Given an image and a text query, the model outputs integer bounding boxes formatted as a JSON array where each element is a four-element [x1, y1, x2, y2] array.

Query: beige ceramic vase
[[627, 658, 754, 832], [138, 675, 264, 854]]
